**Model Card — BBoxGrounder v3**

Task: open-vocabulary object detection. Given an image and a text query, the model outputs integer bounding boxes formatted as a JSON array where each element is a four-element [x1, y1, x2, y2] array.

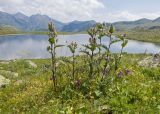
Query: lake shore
[[0, 31, 87, 36], [116, 30, 160, 44], [0, 33, 159, 60], [1, 30, 160, 44]]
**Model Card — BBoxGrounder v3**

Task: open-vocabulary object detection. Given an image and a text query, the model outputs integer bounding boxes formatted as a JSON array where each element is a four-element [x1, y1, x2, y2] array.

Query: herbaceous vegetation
[[68, 41, 78, 80], [0, 22, 159, 114], [47, 22, 64, 90]]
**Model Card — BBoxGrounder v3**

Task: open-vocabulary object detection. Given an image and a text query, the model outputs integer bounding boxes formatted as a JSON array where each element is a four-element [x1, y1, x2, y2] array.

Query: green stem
[[89, 50, 94, 77], [103, 34, 112, 76], [72, 52, 75, 80], [51, 44, 56, 90]]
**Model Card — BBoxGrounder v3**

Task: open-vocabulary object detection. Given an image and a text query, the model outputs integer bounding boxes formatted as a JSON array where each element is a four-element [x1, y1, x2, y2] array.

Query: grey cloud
[[0, 0, 105, 22]]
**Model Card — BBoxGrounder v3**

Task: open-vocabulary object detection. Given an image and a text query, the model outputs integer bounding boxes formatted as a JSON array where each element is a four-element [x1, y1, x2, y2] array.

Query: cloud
[[0, 0, 160, 22], [106, 11, 160, 22], [0, 0, 105, 22], [107, 11, 141, 22]]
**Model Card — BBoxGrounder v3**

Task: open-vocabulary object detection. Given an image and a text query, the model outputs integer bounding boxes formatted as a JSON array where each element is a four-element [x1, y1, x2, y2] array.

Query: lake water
[[0, 34, 160, 60]]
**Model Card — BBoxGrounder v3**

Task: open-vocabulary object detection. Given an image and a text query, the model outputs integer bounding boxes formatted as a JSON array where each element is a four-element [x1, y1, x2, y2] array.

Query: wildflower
[[125, 69, 133, 75], [75, 79, 81, 89], [117, 70, 123, 77]]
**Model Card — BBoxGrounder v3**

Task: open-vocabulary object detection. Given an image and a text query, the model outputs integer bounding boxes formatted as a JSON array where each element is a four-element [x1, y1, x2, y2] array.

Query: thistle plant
[[103, 25, 115, 75], [81, 27, 98, 77], [108, 24, 114, 50], [47, 22, 64, 90], [96, 23, 107, 55], [68, 42, 78, 80], [102, 25, 121, 77], [94, 23, 107, 77], [114, 35, 128, 70]]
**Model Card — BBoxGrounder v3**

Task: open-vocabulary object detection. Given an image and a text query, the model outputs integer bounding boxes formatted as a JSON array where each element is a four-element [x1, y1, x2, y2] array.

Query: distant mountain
[[0, 11, 96, 32], [0, 11, 65, 31], [134, 18, 152, 24], [13, 12, 30, 30], [1, 11, 160, 32], [0, 11, 21, 29], [13, 12, 29, 21], [29, 14, 65, 31], [112, 18, 160, 31], [62, 20, 96, 32], [153, 17, 160, 22]]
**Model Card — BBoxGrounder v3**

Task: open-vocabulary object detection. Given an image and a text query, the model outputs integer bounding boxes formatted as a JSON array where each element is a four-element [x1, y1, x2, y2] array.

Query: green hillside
[[116, 29, 160, 43], [0, 26, 20, 35]]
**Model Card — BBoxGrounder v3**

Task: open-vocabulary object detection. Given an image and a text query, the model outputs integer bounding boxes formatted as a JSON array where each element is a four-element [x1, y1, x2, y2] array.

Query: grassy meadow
[[0, 54, 160, 113], [0, 26, 20, 35], [116, 30, 160, 43]]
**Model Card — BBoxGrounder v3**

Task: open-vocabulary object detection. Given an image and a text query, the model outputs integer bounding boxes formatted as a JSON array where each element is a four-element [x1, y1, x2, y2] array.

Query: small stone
[[0, 75, 10, 88], [0, 61, 10, 65], [12, 73, 19, 78], [0, 70, 19, 78], [9, 59, 17, 62], [138, 54, 160, 68]]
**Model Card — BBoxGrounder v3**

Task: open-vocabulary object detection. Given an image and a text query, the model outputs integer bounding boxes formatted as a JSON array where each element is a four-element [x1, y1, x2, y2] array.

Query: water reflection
[[0, 34, 159, 60]]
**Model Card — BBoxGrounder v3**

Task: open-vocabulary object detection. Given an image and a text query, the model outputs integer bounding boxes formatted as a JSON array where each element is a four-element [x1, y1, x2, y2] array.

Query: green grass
[[116, 30, 160, 43], [0, 28, 87, 36], [0, 54, 160, 113], [0, 26, 20, 35], [6, 29, 160, 44]]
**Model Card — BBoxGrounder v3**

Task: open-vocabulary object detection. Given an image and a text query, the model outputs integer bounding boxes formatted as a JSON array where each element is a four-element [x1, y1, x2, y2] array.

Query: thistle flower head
[[117, 70, 123, 77], [75, 79, 81, 89], [125, 69, 133, 75], [48, 22, 57, 38]]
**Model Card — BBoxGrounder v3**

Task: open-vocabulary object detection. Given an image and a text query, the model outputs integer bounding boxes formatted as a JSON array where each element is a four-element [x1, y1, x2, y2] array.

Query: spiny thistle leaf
[[121, 40, 128, 48], [101, 44, 109, 51], [117, 35, 124, 41], [55, 45, 65, 48], [48, 38, 55, 44], [109, 24, 114, 34], [83, 45, 92, 50], [90, 45, 97, 51], [68, 45, 75, 53], [47, 46, 51, 51], [111, 39, 121, 45]]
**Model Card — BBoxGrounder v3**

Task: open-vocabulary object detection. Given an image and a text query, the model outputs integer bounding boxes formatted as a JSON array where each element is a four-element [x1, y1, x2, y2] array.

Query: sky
[[0, 0, 160, 23]]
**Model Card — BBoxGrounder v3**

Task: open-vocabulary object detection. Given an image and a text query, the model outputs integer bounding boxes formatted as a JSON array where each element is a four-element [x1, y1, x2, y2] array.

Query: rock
[[153, 54, 160, 63], [12, 73, 19, 78], [0, 75, 10, 88], [138, 54, 160, 67], [9, 59, 17, 63], [27, 60, 37, 68], [0, 70, 19, 78], [0, 61, 10, 65]]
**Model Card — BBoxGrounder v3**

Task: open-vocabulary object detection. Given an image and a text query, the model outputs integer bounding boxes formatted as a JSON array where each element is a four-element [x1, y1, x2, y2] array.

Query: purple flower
[[117, 71, 123, 77], [125, 69, 133, 75], [75, 79, 81, 88]]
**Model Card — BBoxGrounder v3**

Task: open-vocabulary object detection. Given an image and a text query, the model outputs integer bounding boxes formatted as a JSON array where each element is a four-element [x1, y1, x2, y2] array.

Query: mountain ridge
[[1, 11, 160, 32]]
